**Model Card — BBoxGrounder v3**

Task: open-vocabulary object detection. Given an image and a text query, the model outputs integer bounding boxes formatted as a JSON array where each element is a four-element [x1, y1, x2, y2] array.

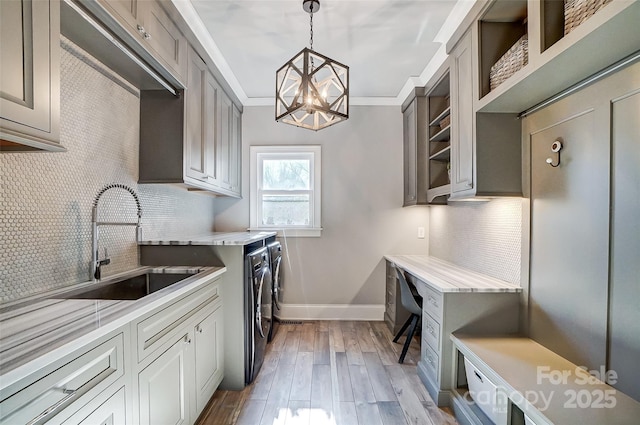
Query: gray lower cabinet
[[0, 0, 62, 152], [384, 261, 411, 335], [524, 61, 640, 401], [408, 274, 519, 406]]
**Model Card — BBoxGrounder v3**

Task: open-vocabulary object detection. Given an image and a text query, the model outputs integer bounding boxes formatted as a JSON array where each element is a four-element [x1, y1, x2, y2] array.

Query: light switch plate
[[417, 227, 425, 239]]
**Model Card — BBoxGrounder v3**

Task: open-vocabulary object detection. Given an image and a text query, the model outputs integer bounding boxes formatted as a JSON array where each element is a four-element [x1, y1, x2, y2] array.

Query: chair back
[[395, 268, 422, 316]]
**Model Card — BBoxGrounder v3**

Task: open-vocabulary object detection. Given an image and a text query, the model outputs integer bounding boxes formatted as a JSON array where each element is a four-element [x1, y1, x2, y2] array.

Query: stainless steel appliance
[[267, 241, 283, 342], [245, 246, 272, 384]]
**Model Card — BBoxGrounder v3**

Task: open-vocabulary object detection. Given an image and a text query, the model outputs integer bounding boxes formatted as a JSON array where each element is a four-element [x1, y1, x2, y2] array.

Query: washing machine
[[245, 246, 272, 384], [267, 241, 283, 342]]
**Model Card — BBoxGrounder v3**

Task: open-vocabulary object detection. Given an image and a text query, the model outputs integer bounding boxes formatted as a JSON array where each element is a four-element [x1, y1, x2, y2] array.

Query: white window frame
[[249, 145, 322, 237]]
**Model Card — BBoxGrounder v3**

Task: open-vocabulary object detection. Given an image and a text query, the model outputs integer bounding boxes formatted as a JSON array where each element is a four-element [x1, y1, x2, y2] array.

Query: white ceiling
[[176, 0, 474, 106]]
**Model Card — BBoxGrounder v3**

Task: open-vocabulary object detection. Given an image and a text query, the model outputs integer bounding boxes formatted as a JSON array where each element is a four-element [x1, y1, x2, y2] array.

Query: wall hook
[[546, 139, 563, 167]]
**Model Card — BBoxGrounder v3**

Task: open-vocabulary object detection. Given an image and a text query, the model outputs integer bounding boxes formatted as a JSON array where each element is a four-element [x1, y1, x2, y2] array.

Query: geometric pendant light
[[275, 0, 349, 131]]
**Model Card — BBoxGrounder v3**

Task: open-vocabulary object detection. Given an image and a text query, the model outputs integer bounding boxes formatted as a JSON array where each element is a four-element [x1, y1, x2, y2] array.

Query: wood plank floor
[[196, 321, 458, 425]]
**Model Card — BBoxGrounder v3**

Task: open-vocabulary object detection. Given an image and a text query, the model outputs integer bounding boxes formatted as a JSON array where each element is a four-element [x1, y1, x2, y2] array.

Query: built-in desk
[[384, 255, 522, 406], [452, 335, 640, 425]]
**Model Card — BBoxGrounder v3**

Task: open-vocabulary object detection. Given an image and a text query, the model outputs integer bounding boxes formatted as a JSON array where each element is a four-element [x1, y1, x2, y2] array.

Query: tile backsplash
[[429, 198, 522, 284], [0, 37, 215, 303]]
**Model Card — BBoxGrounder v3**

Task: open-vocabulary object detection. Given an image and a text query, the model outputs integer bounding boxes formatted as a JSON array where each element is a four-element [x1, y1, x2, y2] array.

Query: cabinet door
[[204, 72, 220, 183], [194, 305, 224, 413], [450, 30, 474, 194], [138, 333, 193, 425], [403, 100, 418, 205], [217, 90, 234, 192], [229, 104, 242, 196], [140, 1, 187, 82], [98, 0, 140, 33], [185, 47, 208, 183], [609, 88, 640, 401], [0, 0, 60, 150]]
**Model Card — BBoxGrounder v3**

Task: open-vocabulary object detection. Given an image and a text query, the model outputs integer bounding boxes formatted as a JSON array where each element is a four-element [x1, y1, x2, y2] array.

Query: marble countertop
[[384, 255, 521, 293], [139, 231, 277, 246], [0, 266, 226, 388]]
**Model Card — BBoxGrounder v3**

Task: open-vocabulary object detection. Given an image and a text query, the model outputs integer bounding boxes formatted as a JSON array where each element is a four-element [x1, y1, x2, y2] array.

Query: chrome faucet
[[91, 184, 142, 280]]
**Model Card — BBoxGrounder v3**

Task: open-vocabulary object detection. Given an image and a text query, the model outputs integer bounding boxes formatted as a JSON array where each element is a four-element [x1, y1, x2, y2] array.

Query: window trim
[[249, 145, 322, 237]]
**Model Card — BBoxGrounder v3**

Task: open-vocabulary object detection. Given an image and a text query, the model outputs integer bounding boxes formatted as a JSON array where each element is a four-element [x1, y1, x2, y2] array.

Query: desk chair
[[393, 268, 423, 363]]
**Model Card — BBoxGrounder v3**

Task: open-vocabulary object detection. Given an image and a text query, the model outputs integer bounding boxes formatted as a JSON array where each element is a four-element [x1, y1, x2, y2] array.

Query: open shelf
[[426, 66, 451, 203], [429, 126, 450, 143], [477, 0, 639, 112], [429, 145, 451, 162], [429, 106, 451, 128], [478, 0, 528, 98]]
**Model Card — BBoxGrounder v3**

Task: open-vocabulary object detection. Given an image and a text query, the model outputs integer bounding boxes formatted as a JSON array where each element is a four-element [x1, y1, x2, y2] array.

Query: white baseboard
[[276, 303, 385, 321]]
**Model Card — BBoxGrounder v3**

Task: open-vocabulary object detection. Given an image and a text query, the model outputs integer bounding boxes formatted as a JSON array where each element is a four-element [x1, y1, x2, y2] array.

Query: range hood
[[60, 0, 181, 95]]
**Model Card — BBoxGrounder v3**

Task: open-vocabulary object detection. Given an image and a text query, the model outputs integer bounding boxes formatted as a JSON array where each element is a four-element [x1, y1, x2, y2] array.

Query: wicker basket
[[564, 0, 612, 35], [489, 34, 529, 92]]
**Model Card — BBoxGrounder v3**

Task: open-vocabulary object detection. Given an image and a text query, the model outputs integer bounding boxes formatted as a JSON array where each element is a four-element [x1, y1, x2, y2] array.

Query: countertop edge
[[385, 254, 522, 293], [138, 231, 278, 246]]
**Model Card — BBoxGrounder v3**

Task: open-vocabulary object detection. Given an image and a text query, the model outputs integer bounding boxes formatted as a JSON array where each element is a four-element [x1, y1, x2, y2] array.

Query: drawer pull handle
[[27, 388, 78, 425], [474, 370, 484, 383], [196, 325, 203, 333], [428, 296, 438, 307], [184, 335, 192, 345], [427, 354, 434, 367], [137, 24, 145, 34], [143, 32, 151, 40], [428, 324, 435, 335]]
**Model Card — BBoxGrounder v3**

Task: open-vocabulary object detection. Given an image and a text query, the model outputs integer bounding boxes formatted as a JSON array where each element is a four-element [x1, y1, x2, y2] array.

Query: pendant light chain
[[309, 3, 315, 70], [309, 2, 314, 51]]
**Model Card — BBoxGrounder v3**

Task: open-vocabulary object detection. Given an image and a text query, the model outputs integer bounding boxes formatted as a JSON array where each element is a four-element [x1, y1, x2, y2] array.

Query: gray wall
[[0, 38, 215, 303], [214, 106, 430, 306], [429, 198, 522, 284]]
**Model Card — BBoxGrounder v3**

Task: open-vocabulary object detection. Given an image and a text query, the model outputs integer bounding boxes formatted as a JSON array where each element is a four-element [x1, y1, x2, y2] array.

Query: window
[[250, 146, 321, 237]]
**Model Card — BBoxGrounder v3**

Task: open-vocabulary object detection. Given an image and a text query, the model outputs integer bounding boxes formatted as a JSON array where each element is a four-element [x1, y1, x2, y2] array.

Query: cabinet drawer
[[423, 344, 440, 384], [0, 333, 124, 425], [420, 282, 443, 320], [61, 385, 126, 425], [137, 281, 221, 362], [423, 312, 441, 351]]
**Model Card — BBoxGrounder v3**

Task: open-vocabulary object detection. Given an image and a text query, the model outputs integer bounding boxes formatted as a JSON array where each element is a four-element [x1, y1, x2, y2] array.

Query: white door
[[194, 305, 224, 412], [138, 333, 193, 425]]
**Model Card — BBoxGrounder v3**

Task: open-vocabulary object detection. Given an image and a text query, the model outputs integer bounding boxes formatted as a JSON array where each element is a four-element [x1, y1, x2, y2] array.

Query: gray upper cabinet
[[91, 0, 187, 85], [215, 91, 241, 197], [139, 46, 241, 198], [402, 89, 428, 206], [0, 0, 63, 152], [185, 46, 218, 186], [449, 29, 521, 200]]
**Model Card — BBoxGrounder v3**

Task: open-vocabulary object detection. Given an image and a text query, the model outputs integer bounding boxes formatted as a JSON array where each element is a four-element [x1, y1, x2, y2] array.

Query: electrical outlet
[[417, 227, 425, 239]]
